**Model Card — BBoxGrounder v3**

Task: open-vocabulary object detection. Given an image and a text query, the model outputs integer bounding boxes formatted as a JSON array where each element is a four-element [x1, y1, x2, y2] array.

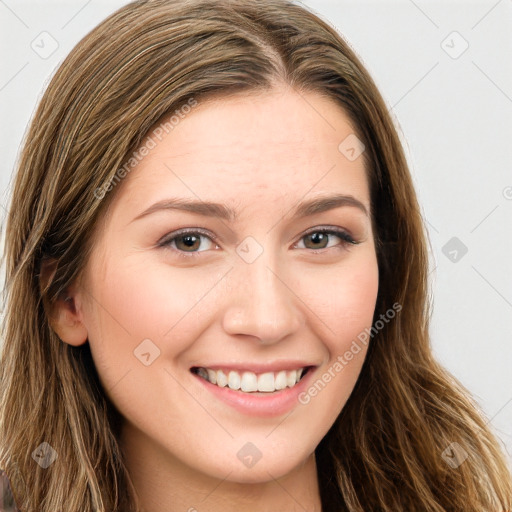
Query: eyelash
[[157, 226, 360, 259]]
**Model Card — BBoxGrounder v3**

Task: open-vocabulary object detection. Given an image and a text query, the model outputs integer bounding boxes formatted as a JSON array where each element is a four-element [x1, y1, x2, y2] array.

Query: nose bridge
[[221, 242, 303, 343]]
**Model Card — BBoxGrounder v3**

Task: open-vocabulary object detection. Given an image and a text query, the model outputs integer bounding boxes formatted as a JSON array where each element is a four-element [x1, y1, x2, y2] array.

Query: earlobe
[[40, 258, 88, 347], [50, 294, 88, 347]]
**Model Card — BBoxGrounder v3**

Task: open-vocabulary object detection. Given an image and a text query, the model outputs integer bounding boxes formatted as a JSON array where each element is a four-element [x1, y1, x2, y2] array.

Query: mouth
[[191, 366, 312, 394]]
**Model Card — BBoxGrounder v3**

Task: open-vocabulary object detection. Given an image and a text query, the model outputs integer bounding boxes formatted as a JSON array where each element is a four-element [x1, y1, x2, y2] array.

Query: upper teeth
[[196, 367, 305, 393]]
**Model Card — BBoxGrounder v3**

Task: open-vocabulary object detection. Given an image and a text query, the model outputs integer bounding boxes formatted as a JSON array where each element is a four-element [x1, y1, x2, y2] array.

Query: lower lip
[[192, 368, 316, 418]]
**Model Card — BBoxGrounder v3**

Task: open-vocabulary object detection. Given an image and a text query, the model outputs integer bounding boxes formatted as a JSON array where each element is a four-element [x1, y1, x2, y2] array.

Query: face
[[71, 86, 379, 483]]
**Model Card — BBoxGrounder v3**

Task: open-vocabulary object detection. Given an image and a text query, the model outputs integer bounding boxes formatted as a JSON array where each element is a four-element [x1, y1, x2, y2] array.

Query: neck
[[120, 422, 323, 512]]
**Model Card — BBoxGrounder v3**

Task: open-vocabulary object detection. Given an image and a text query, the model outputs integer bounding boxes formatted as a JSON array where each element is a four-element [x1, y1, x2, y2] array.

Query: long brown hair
[[1, 0, 510, 510]]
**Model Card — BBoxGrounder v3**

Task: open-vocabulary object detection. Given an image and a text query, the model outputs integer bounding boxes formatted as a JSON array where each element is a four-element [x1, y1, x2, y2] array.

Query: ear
[[40, 258, 89, 347]]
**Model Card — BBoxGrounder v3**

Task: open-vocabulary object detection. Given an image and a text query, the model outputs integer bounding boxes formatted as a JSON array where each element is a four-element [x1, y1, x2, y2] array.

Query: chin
[[197, 440, 317, 485]]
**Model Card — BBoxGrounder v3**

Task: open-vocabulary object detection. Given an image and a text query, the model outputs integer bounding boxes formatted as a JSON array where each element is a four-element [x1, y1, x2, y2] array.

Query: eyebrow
[[131, 193, 369, 223]]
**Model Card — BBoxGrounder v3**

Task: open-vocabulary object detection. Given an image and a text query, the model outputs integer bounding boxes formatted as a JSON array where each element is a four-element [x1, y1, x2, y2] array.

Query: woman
[[1, 0, 510, 510]]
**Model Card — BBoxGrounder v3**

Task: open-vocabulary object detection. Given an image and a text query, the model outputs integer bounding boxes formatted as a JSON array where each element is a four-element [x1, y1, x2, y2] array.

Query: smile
[[192, 367, 309, 393]]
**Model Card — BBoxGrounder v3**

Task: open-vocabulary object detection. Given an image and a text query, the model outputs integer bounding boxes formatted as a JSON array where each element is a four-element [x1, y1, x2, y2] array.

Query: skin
[[50, 84, 379, 512]]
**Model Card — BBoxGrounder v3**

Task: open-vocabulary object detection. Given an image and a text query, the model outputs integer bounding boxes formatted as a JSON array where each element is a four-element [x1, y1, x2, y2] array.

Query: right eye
[[158, 228, 220, 257]]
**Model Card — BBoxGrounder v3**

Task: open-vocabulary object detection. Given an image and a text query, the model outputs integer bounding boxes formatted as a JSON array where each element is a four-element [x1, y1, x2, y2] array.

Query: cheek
[[300, 250, 379, 349], [84, 255, 205, 337], [334, 263, 379, 337], [80, 255, 226, 383], [294, 253, 379, 424]]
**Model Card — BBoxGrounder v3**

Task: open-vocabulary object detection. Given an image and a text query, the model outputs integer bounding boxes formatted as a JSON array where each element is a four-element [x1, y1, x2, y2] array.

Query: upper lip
[[191, 361, 317, 373]]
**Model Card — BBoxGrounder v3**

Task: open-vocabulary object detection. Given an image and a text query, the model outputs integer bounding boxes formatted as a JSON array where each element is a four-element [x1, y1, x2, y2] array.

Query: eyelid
[[297, 225, 358, 244], [157, 227, 218, 247]]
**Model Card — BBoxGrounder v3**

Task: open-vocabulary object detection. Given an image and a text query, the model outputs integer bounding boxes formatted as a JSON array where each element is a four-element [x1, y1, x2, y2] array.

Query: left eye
[[158, 228, 357, 256], [295, 228, 357, 250]]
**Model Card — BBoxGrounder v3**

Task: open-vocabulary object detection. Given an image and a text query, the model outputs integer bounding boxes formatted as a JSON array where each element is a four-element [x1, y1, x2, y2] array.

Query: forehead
[[108, 87, 370, 221]]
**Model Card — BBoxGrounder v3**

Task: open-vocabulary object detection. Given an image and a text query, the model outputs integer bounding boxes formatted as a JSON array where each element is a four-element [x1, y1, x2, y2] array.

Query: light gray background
[[1, 0, 511, 462]]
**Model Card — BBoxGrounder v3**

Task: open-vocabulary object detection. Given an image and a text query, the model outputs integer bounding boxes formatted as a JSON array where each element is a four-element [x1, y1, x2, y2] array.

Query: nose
[[221, 252, 304, 345]]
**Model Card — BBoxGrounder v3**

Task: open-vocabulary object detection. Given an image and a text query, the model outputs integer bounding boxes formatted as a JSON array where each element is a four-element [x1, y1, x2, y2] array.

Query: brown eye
[[297, 228, 357, 251], [303, 232, 329, 249], [175, 234, 202, 252], [158, 229, 217, 255]]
